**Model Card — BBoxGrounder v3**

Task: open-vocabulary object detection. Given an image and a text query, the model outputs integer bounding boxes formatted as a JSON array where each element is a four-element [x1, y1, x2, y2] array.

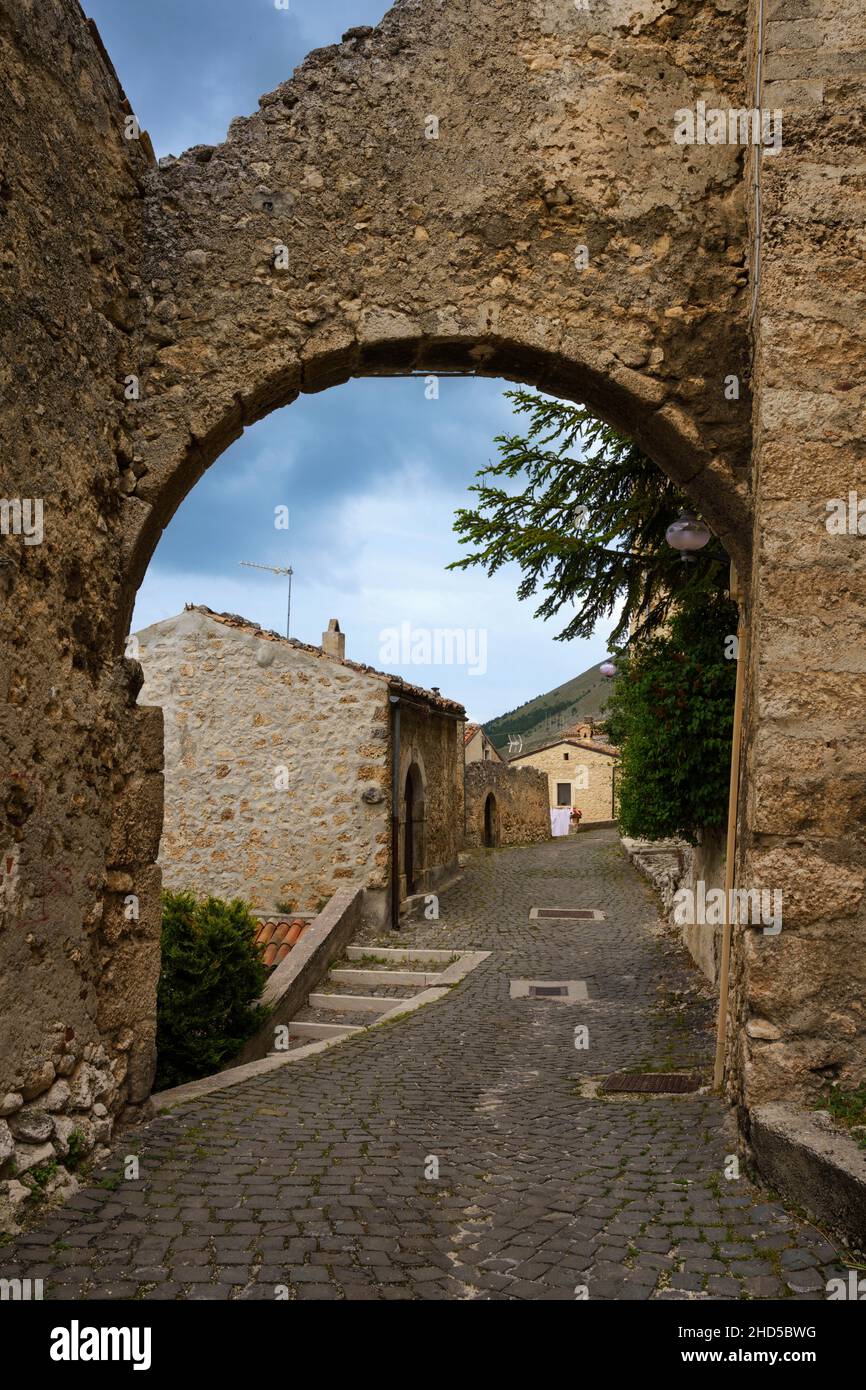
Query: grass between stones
[[818, 1083, 866, 1150]]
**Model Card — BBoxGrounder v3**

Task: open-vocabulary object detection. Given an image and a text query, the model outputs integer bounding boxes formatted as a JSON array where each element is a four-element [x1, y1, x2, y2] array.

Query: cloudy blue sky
[[86, 0, 612, 722]]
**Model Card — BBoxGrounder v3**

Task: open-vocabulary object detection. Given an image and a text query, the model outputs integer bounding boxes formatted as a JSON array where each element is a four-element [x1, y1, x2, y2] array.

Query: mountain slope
[[484, 661, 613, 756]]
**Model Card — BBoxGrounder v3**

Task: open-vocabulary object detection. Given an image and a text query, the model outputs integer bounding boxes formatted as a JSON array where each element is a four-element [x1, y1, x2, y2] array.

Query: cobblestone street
[[3, 830, 847, 1301]]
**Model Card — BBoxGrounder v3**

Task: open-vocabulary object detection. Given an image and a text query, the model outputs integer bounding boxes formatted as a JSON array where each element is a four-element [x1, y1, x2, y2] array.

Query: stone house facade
[[136, 606, 465, 925], [508, 737, 619, 824], [464, 761, 550, 849], [463, 723, 502, 764]]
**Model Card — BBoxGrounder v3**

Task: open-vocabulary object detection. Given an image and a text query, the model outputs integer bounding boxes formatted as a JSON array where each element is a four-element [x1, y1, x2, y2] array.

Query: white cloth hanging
[[550, 807, 571, 837]]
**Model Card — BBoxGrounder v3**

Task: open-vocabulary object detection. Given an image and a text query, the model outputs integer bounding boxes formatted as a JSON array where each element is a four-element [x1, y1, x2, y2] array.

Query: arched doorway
[[402, 763, 426, 898], [483, 792, 499, 848], [404, 768, 417, 895]]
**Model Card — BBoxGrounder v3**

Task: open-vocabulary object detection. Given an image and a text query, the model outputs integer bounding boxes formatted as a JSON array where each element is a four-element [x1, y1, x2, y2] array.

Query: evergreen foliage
[[605, 592, 738, 843], [155, 891, 268, 1090], [450, 388, 726, 646]]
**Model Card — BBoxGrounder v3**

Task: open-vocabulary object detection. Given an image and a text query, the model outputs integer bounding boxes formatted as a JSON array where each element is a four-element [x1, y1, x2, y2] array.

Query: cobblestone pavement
[[3, 830, 848, 1300]]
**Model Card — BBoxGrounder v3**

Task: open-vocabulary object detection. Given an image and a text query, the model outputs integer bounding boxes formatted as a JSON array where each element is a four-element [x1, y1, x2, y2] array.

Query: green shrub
[[26, 1159, 58, 1191], [605, 591, 738, 845], [65, 1129, 89, 1171], [155, 891, 268, 1090]]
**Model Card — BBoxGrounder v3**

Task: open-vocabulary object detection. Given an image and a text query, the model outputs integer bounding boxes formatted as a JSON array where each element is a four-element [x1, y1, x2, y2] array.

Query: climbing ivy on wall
[[604, 591, 738, 845]]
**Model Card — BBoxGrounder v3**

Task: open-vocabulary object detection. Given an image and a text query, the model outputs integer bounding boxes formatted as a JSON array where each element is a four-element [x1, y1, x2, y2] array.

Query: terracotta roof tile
[[253, 915, 308, 969]]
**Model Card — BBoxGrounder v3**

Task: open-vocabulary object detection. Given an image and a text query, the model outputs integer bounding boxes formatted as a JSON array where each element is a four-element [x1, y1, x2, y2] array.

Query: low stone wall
[[225, 887, 364, 1069], [464, 763, 550, 848], [622, 831, 726, 987], [750, 1103, 866, 1255]]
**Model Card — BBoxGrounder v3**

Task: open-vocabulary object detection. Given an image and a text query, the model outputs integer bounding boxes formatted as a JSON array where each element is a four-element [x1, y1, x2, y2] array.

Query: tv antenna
[[238, 560, 293, 638]]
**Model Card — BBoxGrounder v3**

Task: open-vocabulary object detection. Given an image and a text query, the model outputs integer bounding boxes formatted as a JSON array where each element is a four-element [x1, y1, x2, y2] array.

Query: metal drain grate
[[530, 907, 605, 921], [510, 979, 588, 1002], [601, 1072, 703, 1094], [537, 909, 596, 919]]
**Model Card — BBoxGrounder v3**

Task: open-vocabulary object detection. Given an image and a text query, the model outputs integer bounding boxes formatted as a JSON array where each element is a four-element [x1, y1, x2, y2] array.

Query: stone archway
[[111, 0, 752, 1124], [2, 0, 864, 1175], [117, 0, 755, 629]]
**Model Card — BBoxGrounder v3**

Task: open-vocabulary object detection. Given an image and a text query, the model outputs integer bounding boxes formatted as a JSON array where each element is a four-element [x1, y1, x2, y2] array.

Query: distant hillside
[[485, 661, 613, 756]]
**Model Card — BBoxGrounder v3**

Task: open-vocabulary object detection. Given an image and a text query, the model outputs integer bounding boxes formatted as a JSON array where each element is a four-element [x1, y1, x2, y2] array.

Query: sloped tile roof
[[184, 605, 465, 716], [509, 736, 620, 761]]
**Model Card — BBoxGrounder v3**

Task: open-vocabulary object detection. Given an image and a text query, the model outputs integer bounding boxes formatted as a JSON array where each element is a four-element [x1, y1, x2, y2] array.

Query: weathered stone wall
[[729, 0, 866, 1112], [136, 608, 391, 912], [0, 0, 158, 1203], [624, 830, 727, 985], [464, 762, 550, 848], [510, 742, 618, 822], [397, 700, 465, 899], [124, 0, 752, 619]]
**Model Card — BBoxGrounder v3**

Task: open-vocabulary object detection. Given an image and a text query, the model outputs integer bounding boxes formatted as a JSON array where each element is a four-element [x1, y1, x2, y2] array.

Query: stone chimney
[[322, 618, 345, 660]]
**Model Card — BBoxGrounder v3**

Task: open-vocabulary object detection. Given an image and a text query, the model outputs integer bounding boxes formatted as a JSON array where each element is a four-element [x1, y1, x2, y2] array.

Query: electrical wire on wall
[[748, 0, 767, 328]]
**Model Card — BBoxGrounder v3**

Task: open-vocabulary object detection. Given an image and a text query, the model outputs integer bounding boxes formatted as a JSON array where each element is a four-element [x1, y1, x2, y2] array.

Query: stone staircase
[[273, 946, 490, 1052]]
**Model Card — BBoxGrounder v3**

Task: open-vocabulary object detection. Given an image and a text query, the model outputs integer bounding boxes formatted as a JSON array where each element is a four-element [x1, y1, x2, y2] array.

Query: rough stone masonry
[[463, 760, 550, 848], [135, 606, 465, 922], [0, 0, 864, 1205]]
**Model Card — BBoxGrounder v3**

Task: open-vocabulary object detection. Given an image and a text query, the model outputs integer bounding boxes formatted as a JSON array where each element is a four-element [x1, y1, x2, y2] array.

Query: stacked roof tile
[[252, 916, 310, 969]]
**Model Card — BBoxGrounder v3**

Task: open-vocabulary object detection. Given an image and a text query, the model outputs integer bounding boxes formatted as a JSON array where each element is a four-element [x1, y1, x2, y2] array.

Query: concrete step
[[345, 946, 457, 964], [328, 967, 439, 988], [287, 1020, 365, 1040], [308, 992, 394, 1015]]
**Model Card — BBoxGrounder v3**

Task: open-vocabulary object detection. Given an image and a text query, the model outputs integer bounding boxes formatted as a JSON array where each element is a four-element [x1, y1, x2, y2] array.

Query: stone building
[[464, 761, 550, 849], [508, 735, 619, 824], [463, 723, 503, 764], [136, 606, 465, 926], [562, 720, 604, 743]]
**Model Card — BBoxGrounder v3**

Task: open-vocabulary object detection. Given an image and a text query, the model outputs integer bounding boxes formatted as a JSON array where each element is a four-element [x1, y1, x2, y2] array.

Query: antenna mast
[[238, 560, 294, 638]]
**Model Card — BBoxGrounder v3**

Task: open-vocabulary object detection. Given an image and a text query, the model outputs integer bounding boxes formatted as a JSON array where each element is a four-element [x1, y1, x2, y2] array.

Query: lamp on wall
[[665, 510, 711, 562]]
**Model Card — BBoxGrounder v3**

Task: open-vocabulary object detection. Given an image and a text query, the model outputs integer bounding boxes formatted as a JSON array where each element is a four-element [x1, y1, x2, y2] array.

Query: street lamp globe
[[600, 659, 617, 677], [665, 510, 711, 557]]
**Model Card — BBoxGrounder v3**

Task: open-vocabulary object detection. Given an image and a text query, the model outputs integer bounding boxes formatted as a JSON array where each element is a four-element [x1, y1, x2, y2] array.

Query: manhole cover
[[601, 1073, 702, 1094], [529, 907, 605, 921], [509, 979, 589, 1002]]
